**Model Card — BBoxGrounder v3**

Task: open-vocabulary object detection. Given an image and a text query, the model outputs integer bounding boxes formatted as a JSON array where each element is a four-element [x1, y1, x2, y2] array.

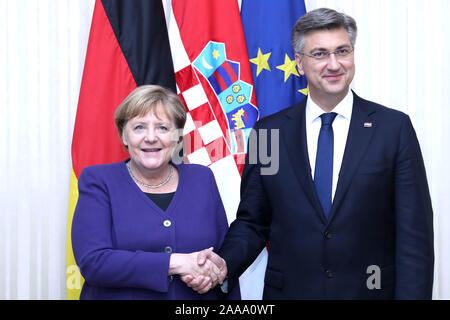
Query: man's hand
[[180, 247, 228, 294], [197, 247, 227, 285], [169, 248, 225, 294]]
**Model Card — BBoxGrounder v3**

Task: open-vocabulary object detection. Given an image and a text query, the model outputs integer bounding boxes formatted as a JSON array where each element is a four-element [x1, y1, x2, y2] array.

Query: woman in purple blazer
[[71, 85, 239, 300]]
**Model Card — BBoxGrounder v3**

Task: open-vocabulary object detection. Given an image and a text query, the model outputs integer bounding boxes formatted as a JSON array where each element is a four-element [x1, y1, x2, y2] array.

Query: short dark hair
[[291, 8, 357, 54]]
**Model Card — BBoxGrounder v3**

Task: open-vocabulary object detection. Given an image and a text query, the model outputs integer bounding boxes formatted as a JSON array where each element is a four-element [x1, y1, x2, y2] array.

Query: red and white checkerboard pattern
[[164, 3, 242, 222], [175, 64, 243, 223], [175, 64, 232, 167]]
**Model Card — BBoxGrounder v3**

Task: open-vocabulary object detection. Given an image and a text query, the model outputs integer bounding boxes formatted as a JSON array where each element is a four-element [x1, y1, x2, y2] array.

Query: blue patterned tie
[[314, 112, 338, 219]]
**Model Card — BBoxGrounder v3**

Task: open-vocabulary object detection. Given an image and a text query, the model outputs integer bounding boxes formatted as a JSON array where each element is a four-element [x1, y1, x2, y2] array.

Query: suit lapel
[[327, 92, 377, 224], [282, 100, 328, 224]]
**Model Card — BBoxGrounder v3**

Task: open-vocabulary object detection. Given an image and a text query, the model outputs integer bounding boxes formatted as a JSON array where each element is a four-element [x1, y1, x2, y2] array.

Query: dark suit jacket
[[219, 92, 434, 299]]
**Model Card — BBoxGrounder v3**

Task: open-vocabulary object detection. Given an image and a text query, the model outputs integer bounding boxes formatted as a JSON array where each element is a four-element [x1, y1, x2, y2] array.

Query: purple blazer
[[72, 160, 239, 300]]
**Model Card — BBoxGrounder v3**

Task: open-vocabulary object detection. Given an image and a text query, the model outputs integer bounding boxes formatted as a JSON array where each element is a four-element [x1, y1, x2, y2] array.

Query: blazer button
[[324, 231, 332, 239], [325, 270, 333, 278], [164, 246, 173, 253], [163, 220, 172, 227]]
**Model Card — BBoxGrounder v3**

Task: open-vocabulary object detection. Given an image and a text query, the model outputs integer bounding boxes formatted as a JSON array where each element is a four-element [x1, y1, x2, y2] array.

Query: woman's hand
[[176, 247, 227, 294], [169, 248, 222, 293]]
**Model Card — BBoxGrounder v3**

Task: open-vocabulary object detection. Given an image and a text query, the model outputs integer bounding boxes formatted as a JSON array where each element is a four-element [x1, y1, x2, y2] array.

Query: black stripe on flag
[[101, 0, 176, 92]]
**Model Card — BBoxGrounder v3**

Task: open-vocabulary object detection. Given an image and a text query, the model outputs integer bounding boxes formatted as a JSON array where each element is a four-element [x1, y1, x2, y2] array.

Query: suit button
[[325, 270, 333, 278], [164, 246, 173, 253], [163, 220, 172, 227], [324, 231, 332, 239]]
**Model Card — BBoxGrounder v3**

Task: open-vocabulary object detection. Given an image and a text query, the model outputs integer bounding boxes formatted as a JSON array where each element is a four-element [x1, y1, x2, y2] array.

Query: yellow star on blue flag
[[276, 54, 299, 82], [299, 85, 309, 96], [241, 0, 308, 118], [250, 48, 271, 76]]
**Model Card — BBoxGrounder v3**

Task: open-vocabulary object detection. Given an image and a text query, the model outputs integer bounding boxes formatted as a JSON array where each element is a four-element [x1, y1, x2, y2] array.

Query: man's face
[[295, 27, 355, 103]]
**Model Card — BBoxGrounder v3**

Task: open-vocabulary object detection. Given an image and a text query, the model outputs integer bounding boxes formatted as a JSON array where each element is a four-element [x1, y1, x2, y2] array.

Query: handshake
[[169, 247, 227, 294]]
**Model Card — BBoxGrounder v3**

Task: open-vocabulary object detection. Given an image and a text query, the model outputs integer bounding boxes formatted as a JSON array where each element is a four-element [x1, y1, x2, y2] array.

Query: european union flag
[[241, 0, 308, 118]]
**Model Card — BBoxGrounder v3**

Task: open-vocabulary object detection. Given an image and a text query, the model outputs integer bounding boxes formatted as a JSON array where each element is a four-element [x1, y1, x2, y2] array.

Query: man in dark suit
[[189, 7, 434, 299]]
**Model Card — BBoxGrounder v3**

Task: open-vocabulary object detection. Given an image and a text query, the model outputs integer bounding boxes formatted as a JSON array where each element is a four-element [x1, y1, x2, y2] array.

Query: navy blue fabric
[[219, 92, 434, 299], [314, 112, 338, 219]]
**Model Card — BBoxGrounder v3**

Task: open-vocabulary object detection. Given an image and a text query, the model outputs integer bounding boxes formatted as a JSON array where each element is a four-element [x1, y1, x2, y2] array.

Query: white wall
[[0, 0, 449, 299], [0, 0, 95, 299]]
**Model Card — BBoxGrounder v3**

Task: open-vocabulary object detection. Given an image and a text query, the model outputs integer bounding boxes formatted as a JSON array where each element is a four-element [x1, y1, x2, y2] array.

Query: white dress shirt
[[306, 91, 353, 201]]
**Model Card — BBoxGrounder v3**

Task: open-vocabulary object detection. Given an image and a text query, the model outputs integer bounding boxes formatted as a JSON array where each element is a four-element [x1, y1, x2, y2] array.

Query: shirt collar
[[306, 90, 354, 123]]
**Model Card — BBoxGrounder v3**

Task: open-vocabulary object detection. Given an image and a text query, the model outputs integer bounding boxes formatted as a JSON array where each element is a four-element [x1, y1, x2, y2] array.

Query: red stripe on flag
[[206, 137, 230, 164], [175, 65, 199, 92], [189, 103, 215, 127], [177, 93, 188, 112], [195, 75, 232, 152], [234, 154, 245, 175], [72, 0, 135, 178], [222, 61, 238, 83], [183, 129, 204, 156], [212, 70, 228, 93], [234, 130, 245, 153]]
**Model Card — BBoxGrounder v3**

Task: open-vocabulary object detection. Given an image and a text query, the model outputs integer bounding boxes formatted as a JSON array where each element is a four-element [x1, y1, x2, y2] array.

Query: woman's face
[[122, 103, 178, 174]]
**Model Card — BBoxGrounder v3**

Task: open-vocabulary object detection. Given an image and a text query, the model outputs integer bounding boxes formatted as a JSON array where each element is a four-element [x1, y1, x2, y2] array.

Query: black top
[[145, 192, 175, 211]]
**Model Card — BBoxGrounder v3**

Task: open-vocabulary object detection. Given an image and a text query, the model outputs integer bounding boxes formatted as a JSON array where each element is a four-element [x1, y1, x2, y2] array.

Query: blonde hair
[[114, 85, 187, 145]]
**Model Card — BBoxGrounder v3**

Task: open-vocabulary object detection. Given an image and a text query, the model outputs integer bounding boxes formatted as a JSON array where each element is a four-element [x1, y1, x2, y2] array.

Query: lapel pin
[[364, 122, 372, 128]]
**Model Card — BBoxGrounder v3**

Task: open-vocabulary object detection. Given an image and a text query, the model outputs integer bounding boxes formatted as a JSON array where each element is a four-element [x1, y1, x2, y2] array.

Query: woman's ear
[[122, 130, 128, 148]]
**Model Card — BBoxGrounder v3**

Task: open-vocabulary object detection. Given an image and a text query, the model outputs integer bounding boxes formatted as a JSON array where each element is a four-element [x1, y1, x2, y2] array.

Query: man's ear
[[295, 53, 305, 76]]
